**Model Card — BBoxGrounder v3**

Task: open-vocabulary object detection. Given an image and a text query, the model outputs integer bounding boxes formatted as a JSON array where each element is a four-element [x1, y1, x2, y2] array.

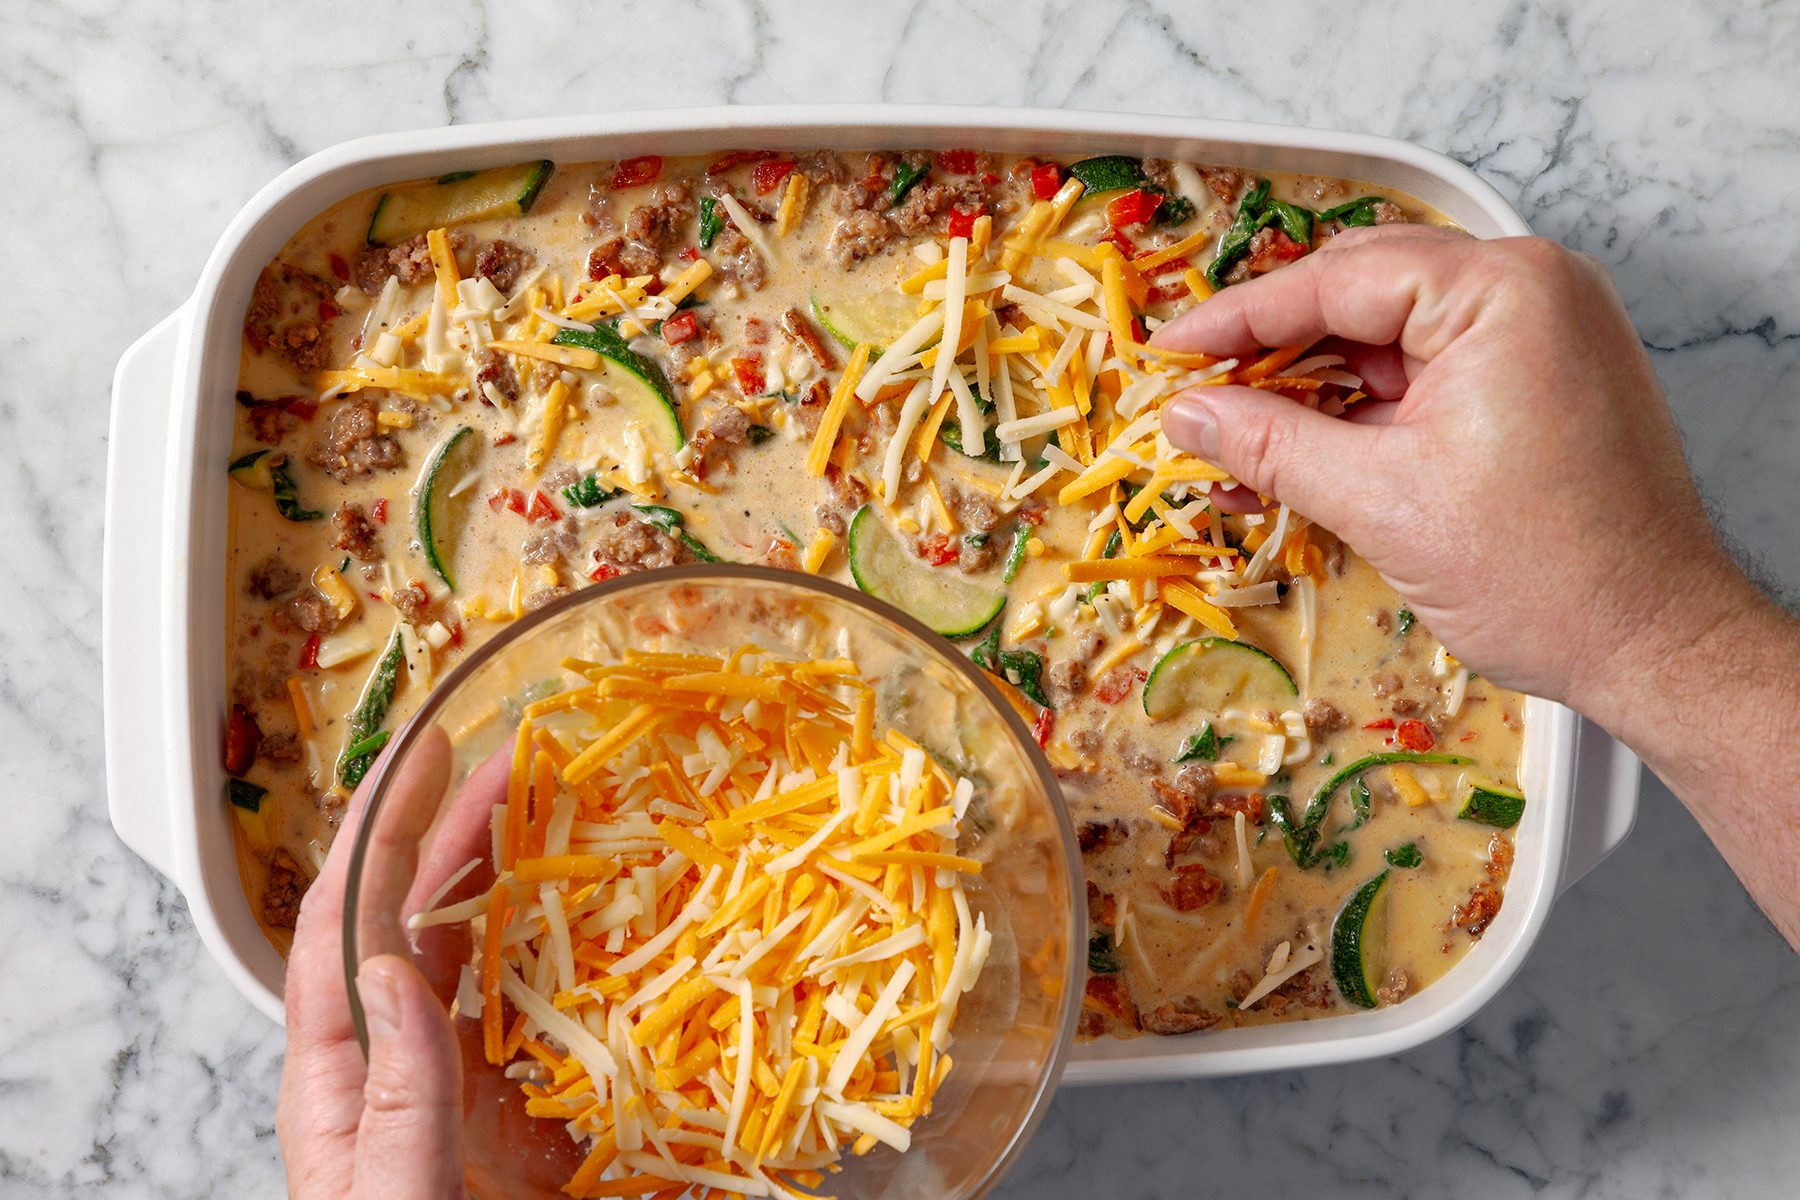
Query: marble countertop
[[5, 0, 1798, 1195]]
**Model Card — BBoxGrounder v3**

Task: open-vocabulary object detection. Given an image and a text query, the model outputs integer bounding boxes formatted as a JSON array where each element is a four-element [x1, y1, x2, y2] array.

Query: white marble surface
[[3, 0, 1798, 1195]]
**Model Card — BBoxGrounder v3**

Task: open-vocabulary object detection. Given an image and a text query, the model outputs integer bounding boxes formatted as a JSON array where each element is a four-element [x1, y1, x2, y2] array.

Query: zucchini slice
[[228, 449, 274, 491], [366, 160, 554, 246], [811, 292, 921, 356], [416, 425, 479, 590], [1330, 870, 1391, 1009], [1458, 782, 1527, 828], [1141, 637, 1296, 719], [846, 505, 1006, 638], [552, 325, 684, 453]]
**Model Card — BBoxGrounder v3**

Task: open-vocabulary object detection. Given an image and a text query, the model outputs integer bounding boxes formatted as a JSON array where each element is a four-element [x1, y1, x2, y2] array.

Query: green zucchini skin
[[846, 505, 1006, 638], [552, 325, 684, 452], [367, 160, 554, 246], [1140, 637, 1296, 719], [1458, 783, 1527, 828], [1330, 870, 1390, 1008], [416, 425, 477, 590]]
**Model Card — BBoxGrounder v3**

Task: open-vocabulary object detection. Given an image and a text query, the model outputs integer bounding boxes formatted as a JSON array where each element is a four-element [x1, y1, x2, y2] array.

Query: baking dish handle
[[1557, 717, 1641, 895], [104, 308, 188, 882]]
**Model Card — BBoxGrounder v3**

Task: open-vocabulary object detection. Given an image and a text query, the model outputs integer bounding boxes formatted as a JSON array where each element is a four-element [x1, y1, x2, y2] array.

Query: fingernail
[[1164, 395, 1221, 459], [358, 959, 403, 1039]]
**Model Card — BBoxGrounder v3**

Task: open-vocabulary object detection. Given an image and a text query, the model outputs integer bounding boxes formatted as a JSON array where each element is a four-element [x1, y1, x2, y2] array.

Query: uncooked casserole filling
[[222, 147, 1527, 1042]]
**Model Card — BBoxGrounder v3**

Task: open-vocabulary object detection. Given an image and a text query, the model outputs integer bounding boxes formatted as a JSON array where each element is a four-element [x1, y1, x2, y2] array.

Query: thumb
[[353, 954, 466, 1199], [1163, 385, 1380, 525]]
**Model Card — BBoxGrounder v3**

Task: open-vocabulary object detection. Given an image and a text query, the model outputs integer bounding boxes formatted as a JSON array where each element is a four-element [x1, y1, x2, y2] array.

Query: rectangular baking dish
[[103, 105, 1642, 1083]]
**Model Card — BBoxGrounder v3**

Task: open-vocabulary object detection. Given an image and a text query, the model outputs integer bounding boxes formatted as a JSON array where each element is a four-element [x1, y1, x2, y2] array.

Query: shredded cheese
[[438, 640, 986, 1198]]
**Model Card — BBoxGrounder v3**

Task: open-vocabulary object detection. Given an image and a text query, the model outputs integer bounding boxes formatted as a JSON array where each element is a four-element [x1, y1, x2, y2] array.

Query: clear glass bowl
[[343, 565, 1084, 1199]]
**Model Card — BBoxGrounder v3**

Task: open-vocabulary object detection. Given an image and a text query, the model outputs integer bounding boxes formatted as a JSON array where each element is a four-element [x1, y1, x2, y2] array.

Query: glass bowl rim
[[339, 562, 1087, 1199]]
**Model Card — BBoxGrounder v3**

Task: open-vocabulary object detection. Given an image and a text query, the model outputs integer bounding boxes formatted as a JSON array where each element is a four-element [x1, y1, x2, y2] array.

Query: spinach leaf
[[1083, 528, 1124, 602], [271, 458, 323, 521], [1088, 930, 1121, 974], [1002, 526, 1031, 584], [698, 196, 723, 249], [971, 620, 1002, 671], [1348, 778, 1373, 830], [561, 474, 618, 508], [963, 532, 990, 548], [1396, 607, 1416, 636], [747, 424, 775, 445], [1318, 840, 1352, 872], [885, 161, 930, 209], [1269, 792, 1347, 870], [1264, 197, 1315, 247], [227, 778, 267, 813], [338, 631, 404, 787], [1319, 196, 1391, 228], [1205, 178, 1321, 290], [1175, 723, 1221, 763], [1155, 191, 1196, 227], [939, 422, 1003, 464], [999, 649, 1049, 707], [630, 503, 723, 562], [1385, 842, 1424, 868]]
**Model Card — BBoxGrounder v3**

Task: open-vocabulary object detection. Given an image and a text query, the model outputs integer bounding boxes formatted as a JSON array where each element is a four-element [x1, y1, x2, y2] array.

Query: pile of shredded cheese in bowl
[[407, 641, 998, 1198]]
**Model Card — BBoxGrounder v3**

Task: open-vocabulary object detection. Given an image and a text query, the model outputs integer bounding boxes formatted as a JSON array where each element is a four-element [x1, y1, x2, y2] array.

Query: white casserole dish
[[103, 104, 1641, 1084]]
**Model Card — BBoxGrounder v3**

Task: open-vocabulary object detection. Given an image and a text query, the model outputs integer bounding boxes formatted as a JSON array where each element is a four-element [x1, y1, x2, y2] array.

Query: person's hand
[[1155, 225, 1800, 950], [1154, 225, 1755, 712], [277, 744, 468, 1200]]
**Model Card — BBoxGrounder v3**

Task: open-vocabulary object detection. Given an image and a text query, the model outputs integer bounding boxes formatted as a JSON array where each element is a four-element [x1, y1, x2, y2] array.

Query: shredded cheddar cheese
[[420, 642, 991, 1198]]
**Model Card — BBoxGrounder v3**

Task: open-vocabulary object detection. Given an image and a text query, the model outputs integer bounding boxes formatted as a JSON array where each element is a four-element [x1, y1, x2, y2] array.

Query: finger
[[353, 955, 467, 1200], [1315, 337, 1409, 400], [406, 736, 514, 918], [407, 739, 514, 1005], [355, 727, 454, 964], [1164, 385, 1389, 523], [1206, 483, 1272, 514], [285, 771, 382, 1056], [279, 759, 393, 1198], [1343, 399, 1403, 426], [1150, 226, 1481, 360]]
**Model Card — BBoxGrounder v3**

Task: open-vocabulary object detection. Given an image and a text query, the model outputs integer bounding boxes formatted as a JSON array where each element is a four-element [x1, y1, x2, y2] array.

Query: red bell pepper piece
[[371, 497, 388, 524], [527, 491, 560, 523], [224, 703, 262, 775], [707, 149, 774, 175], [751, 160, 796, 195], [1094, 667, 1146, 705], [298, 633, 320, 670], [937, 149, 978, 174], [1032, 708, 1055, 749], [1030, 163, 1061, 200], [1362, 717, 1397, 731], [1396, 719, 1436, 752], [730, 356, 766, 396], [611, 155, 662, 189], [946, 206, 983, 240], [328, 252, 350, 281], [661, 310, 700, 346], [916, 534, 959, 567], [589, 562, 621, 582], [1106, 188, 1164, 228]]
